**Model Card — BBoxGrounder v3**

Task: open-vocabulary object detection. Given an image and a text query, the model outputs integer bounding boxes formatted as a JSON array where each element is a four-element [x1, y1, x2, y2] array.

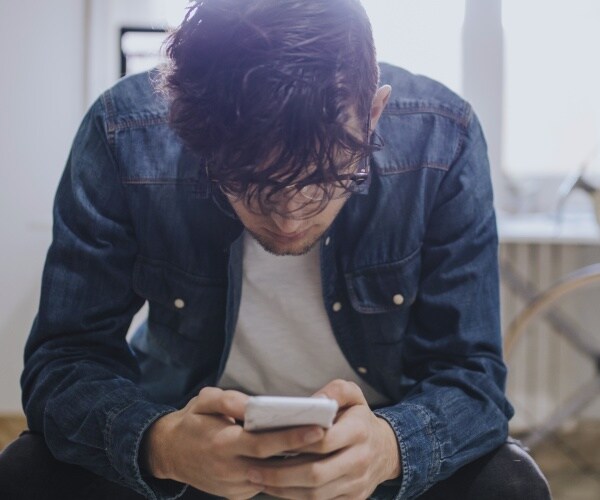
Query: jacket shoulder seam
[[383, 100, 472, 131]]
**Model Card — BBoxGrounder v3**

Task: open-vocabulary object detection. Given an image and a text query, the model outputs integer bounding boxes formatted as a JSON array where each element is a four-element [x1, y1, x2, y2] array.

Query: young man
[[1, 0, 550, 499]]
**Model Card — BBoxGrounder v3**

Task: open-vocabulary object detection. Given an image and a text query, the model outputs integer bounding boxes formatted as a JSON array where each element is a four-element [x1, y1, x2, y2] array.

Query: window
[[363, 0, 466, 94], [120, 28, 169, 77], [503, 0, 600, 180], [366, 0, 600, 214]]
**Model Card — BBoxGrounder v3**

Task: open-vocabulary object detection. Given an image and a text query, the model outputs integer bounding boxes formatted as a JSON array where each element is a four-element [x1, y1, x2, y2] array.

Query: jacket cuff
[[106, 399, 187, 500], [374, 403, 441, 499]]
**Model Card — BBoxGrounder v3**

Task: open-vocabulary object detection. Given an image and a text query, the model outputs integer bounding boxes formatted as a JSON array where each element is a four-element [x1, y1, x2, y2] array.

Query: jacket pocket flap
[[345, 250, 421, 314], [132, 256, 226, 339], [133, 256, 225, 308]]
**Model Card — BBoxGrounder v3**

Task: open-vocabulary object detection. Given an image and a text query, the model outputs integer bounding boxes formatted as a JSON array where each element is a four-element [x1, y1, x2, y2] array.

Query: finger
[[225, 484, 266, 500], [239, 425, 325, 459], [262, 475, 360, 500], [248, 440, 370, 494], [312, 379, 368, 409], [294, 405, 371, 455], [204, 478, 263, 500], [248, 448, 360, 488], [190, 387, 249, 421]]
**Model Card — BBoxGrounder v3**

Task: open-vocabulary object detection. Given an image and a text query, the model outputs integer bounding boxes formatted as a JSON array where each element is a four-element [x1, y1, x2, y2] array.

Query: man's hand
[[143, 387, 326, 500], [247, 379, 402, 499]]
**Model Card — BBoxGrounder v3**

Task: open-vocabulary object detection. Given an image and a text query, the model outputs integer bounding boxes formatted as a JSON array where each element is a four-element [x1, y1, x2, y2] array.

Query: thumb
[[312, 379, 368, 409]]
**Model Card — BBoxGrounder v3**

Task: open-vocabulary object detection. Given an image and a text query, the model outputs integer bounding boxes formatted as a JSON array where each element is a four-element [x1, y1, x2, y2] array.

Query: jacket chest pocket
[[132, 257, 227, 365], [345, 249, 421, 344]]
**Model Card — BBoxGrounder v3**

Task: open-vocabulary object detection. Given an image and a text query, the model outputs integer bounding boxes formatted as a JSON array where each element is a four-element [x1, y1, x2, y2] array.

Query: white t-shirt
[[218, 231, 388, 407]]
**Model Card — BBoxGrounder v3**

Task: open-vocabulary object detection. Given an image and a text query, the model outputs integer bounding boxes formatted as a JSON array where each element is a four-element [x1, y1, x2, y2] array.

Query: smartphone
[[244, 396, 339, 432]]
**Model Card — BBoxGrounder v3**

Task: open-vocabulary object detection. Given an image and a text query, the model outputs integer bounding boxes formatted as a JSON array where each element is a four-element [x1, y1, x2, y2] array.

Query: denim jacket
[[21, 63, 513, 499]]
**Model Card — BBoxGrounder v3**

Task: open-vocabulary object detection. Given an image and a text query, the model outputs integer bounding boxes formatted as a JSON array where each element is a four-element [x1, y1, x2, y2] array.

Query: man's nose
[[270, 212, 303, 233]]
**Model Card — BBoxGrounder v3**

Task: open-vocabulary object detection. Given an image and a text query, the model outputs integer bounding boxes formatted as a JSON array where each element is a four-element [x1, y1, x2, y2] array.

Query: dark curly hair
[[160, 0, 380, 213]]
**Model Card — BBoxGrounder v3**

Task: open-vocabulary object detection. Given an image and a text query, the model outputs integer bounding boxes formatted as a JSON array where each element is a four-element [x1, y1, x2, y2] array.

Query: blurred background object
[[557, 147, 600, 226]]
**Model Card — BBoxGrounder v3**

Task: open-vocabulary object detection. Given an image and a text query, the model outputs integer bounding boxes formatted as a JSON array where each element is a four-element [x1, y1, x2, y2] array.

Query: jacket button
[[174, 298, 186, 309], [357, 366, 368, 374], [325, 236, 331, 246], [393, 294, 404, 306], [332, 302, 342, 312]]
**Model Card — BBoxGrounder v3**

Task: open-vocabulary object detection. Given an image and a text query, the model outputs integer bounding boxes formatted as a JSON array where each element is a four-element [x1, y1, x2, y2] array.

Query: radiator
[[499, 237, 600, 431]]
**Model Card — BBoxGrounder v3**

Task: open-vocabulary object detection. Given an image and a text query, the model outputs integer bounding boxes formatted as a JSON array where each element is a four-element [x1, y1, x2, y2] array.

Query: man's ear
[[369, 85, 392, 132]]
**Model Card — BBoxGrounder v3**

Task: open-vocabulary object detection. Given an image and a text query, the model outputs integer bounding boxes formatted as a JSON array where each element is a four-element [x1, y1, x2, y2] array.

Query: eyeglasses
[[216, 158, 369, 202], [208, 116, 372, 218], [207, 154, 369, 220]]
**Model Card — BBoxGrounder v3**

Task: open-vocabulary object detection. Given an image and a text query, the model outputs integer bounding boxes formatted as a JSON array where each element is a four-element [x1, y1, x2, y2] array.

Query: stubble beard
[[246, 228, 324, 256]]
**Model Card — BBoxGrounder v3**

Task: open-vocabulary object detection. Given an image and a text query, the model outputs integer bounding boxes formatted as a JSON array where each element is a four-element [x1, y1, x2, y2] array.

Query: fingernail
[[248, 470, 262, 483], [304, 429, 323, 443]]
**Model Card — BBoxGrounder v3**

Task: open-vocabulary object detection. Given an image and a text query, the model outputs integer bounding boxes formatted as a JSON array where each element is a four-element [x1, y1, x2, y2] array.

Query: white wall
[[0, 0, 86, 412], [0, 0, 190, 413]]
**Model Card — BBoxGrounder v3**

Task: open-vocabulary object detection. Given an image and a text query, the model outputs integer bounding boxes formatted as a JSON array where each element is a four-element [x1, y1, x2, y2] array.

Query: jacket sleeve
[[373, 111, 514, 499], [21, 96, 187, 499]]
